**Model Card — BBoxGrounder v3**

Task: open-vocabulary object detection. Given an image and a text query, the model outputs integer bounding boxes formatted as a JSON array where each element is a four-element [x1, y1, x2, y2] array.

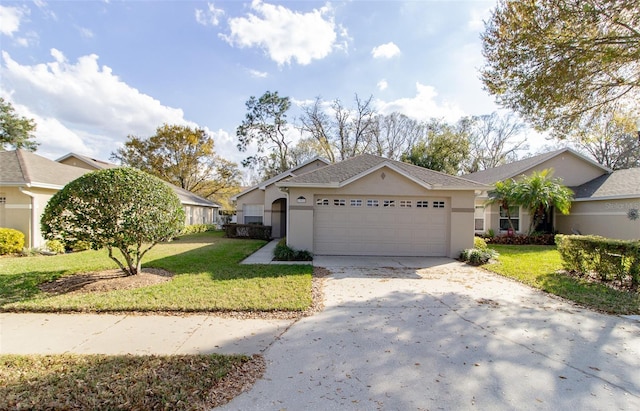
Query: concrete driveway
[[220, 258, 640, 410]]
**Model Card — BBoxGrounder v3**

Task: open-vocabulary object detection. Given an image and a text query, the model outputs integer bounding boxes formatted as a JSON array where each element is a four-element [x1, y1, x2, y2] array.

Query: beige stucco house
[[0, 150, 220, 249], [465, 148, 640, 240], [233, 154, 488, 258]]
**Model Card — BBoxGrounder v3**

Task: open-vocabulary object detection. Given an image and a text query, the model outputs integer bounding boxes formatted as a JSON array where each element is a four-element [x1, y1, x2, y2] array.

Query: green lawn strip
[[0, 232, 312, 312], [0, 353, 259, 410], [485, 245, 640, 315]]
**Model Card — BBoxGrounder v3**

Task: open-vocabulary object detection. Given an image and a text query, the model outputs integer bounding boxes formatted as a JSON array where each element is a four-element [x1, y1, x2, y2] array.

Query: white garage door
[[314, 196, 449, 256]]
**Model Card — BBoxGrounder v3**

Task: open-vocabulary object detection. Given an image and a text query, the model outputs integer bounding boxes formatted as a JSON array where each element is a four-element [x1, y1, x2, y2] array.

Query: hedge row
[[223, 224, 272, 241], [555, 234, 640, 290], [273, 238, 313, 261], [481, 233, 556, 245], [180, 224, 217, 235]]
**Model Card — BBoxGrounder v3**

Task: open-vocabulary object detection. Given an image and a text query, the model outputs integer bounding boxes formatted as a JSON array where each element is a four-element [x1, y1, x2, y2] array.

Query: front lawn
[[0, 353, 263, 410], [485, 245, 640, 314], [0, 231, 313, 313]]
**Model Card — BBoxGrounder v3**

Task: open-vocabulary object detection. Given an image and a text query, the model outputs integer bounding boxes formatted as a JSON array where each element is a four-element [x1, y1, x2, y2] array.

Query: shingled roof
[[0, 149, 88, 188], [277, 153, 487, 190], [464, 148, 610, 184], [56, 152, 119, 170], [572, 168, 640, 200]]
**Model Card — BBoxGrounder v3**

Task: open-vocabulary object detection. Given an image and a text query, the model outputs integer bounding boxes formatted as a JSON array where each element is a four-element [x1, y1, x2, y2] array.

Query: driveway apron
[[219, 260, 640, 411]]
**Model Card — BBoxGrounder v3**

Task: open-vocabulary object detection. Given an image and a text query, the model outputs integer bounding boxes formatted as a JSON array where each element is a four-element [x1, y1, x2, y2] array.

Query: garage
[[313, 195, 449, 256]]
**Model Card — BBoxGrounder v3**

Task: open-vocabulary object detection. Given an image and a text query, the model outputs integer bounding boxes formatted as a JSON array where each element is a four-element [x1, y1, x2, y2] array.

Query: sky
[[0, 0, 548, 176]]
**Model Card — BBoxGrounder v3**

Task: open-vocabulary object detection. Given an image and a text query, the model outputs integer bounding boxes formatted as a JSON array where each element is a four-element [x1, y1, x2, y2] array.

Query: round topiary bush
[[41, 167, 185, 275]]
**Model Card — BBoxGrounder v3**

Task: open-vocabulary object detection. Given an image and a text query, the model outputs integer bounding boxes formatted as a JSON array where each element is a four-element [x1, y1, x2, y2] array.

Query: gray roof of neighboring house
[[55, 152, 119, 169], [571, 168, 640, 200], [0, 149, 88, 188], [55, 152, 219, 208], [278, 153, 487, 189], [463, 147, 610, 184]]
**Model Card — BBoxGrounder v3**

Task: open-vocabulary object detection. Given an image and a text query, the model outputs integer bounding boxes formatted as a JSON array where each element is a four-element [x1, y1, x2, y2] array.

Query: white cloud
[[0, 5, 28, 36], [1, 49, 195, 160], [195, 2, 224, 26], [371, 42, 401, 59], [248, 68, 268, 78], [377, 79, 388, 91], [221, 0, 342, 66], [376, 82, 465, 122]]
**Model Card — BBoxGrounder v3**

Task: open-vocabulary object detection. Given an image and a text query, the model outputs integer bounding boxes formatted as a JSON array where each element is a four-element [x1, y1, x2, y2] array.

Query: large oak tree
[[0, 98, 38, 151], [481, 0, 640, 136], [112, 124, 240, 199]]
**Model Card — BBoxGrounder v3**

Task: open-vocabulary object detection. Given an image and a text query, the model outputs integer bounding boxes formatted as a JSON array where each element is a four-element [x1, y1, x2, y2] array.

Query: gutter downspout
[[19, 187, 36, 249]]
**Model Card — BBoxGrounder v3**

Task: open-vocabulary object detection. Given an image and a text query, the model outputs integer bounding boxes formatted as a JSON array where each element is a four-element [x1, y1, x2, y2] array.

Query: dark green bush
[[556, 235, 640, 289], [223, 224, 271, 240], [484, 233, 556, 245], [0, 228, 24, 255], [273, 238, 313, 261]]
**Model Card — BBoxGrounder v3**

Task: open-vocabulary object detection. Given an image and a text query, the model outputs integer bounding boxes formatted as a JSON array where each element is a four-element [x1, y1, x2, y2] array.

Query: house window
[[383, 200, 395, 207], [316, 198, 329, 206], [367, 199, 379, 207], [416, 200, 428, 208], [350, 199, 362, 207], [0, 197, 5, 204], [334, 199, 346, 206], [474, 206, 485, 231], [499, 206, 519, 231], [433, 201, 445, 209], [243, 204, 264, 225], [400, 200, 412, 208]]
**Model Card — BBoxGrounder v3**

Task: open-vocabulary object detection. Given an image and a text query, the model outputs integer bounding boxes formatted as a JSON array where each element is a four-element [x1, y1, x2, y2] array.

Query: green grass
[[485, 245, 640, 314], [0, 231, 313, 313], [0, 353, 260, 410]]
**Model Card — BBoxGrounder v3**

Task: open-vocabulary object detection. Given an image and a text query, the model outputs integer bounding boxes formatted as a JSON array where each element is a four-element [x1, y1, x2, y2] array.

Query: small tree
[[515, 169, 573, 235], [41, 168, 185, 276], [485, 178, 519, 232], [0, 98, 38, 151]]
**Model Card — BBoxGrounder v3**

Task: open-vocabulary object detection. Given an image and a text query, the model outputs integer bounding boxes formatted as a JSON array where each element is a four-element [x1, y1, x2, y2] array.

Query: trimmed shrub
[[460, 248, 498, 266], [45, 239, 65, 254], [0, 228, 24, 255], [70, 240, 92, 252], [474, 236, 488, 250], [181, 224, 217, 235], [556, 234, 640, 289], [273, 238, 313, 261], [223, 224, 271, 241]]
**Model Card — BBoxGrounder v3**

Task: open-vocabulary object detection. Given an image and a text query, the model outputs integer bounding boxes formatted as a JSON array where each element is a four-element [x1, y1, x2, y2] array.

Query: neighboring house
[[0, 150, 88, 249], [0, 150, 220, 249], [465, 147, 640, 240], [234, 154, 488, 258], [57, 153, 221, 227]]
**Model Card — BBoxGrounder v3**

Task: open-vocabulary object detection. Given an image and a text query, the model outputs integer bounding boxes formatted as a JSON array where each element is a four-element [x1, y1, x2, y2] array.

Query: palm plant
[[486, 178, 519, 232], [515, 169, 573, 235]]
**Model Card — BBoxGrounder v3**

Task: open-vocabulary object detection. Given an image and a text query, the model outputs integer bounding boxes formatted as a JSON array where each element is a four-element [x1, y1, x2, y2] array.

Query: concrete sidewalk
[[0, 313, 294, 355]]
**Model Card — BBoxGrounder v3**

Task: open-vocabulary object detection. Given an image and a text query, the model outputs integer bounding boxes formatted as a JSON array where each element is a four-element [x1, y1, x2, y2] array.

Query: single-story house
[[233, 154, 489, 258], [464, 148, 640, 240], [57, 153, 221, 227], [0, 150, 220, 248]]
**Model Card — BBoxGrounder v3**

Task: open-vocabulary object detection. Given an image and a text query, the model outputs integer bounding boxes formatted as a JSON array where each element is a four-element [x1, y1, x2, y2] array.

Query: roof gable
[[56, 152, 119, 170], [572, 168, 640, 200], [277, 154, 487, 190], [464, 148, 610, 185], [232, 156, 330, 200]]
